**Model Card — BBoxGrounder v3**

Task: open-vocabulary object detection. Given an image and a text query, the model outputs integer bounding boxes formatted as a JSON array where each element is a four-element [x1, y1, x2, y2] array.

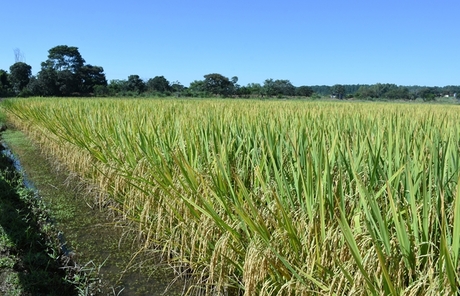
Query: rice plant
[[2, 97, 460, 295]]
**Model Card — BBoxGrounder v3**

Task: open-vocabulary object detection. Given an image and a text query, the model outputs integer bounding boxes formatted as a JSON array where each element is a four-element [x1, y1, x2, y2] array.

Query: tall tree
[[80, 65, 107, 93], [147, 76, 171, 93], [231, 76, 240, 95], [0, 69, 11, 96], [26, 76, 43, 96], [238, 86, 251, 97], [355, 85, 374, 98], [56, 69, 80, 95], [331, 84, 345, 99], [419, 87, 437, 101], [296, 86, 314, 97], [127, 75, 145, 94], [263, 79, 295, 97], [263, 79, 276, 97], [273, 79, 295, 96], [35, 67, 59, 96], [11, 49, 33, 96], [188, 80, 206, 96], [246, 83, 263, 96], [9, 62, 32, 95], [385, 86, 410, 100], [170, 81, 184, 96], [107, 79, 128, 96], [203, 73, 233, 96], [36, 45, 106, 96], [41, 45, 85, 95], [310, 85, 331, 96], [46, 45, 85, 73]]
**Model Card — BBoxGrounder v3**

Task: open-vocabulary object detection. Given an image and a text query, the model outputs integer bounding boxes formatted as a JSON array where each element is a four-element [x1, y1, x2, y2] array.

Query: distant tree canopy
[[0, 69, 11, 96], [127, 75, 145, 94], [263, 79, 296, 97], [418, 87, 438, 101], [331, 84, 346, 99], [182, 74, 238, 97], [355, 84, 412, 100], [147, 76, 171, 93], [296, 86, 314, 97], [34, 45, 107, 96], [1, 44, 459, 100], [46, 45, 85, 73], [9, 62, 32, 95], [80, 65, 107, 93], [203, 73, 234, 97]]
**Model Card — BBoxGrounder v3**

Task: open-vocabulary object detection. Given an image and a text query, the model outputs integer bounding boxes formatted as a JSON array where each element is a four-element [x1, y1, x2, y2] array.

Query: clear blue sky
[[1, 0, 459, 87]]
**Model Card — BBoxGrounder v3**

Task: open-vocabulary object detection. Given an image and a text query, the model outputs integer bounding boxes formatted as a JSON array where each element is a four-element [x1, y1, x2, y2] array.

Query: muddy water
[[1, 130, 187, 295]]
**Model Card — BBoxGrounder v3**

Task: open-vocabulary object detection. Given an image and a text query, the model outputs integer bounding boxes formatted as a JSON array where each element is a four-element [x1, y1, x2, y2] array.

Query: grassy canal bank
[[0, 147, 79, 295], [0, 112, 186, 295], [0, 119, 80, 294]]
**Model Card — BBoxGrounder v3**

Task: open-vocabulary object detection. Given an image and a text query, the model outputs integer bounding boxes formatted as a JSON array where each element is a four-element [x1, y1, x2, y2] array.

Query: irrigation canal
[[0, 128, 187, 295]]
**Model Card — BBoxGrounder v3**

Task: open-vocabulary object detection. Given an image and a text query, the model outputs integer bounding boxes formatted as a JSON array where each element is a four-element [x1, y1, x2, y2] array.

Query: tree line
[[1, 45, 459, 101], [1, 46, 107, 97], [311, 84, 460, 101]]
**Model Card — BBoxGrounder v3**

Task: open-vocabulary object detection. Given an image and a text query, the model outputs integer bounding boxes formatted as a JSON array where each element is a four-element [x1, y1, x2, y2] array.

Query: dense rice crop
[[2, 97, 460, 295]]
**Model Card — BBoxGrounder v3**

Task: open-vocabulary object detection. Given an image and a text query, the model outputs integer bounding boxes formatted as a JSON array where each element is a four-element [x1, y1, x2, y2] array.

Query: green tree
[[263, 79, 296, 97], [246, 83, 263, 97], [127, 75, 145, 94], [80, 65, 107, 93], [56, 69, 80, 95], [46, 45, 85, 73], [26, 76, 41, 96], [238, 86, 251, 98], [442, 85, 460, 97], [371, 83, 392, 98], [170, 81, 185, 97], [231, 76, 240, 95], [203, 73, 233, 97], [35, 67, 59, 96], [146, 76, 171, 93], [36, 45, 106, 96], [295, 85, 314, 97], [93, 85, 108, 97], [419, 87, 437, 101], [263, 79, 276, 97], [0, 69, 11, 96], [384, 86, 410, 100], [355, 85, 377, 99], [273, 79, 296, 96], [9, 62, 32, 95], [310, 85, 331, 96], [107, 79, 128, 96], [188, 80, 207, 97], [331, 84, 345, 99]]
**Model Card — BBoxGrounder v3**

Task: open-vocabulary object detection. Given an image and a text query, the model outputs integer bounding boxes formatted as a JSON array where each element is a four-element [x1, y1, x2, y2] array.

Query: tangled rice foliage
[[2, 97, 460, 295]]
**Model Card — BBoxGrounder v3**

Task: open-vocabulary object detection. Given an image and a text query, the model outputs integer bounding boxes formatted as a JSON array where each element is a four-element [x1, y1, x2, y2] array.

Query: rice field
[[2, 97, 460, 295]]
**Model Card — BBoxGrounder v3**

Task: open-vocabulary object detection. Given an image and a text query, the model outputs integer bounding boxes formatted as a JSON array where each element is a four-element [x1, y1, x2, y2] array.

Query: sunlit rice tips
[[2, 97, 460, 295]]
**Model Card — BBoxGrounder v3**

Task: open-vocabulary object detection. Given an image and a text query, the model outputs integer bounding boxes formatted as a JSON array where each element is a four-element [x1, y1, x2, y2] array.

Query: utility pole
[[13, 48, 25, 63]]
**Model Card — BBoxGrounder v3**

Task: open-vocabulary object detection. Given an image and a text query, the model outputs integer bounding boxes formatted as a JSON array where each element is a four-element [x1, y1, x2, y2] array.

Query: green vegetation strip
[[0, 142, 78, 295], [0, 126, 186, 295], [2, 97, 460, 295]]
